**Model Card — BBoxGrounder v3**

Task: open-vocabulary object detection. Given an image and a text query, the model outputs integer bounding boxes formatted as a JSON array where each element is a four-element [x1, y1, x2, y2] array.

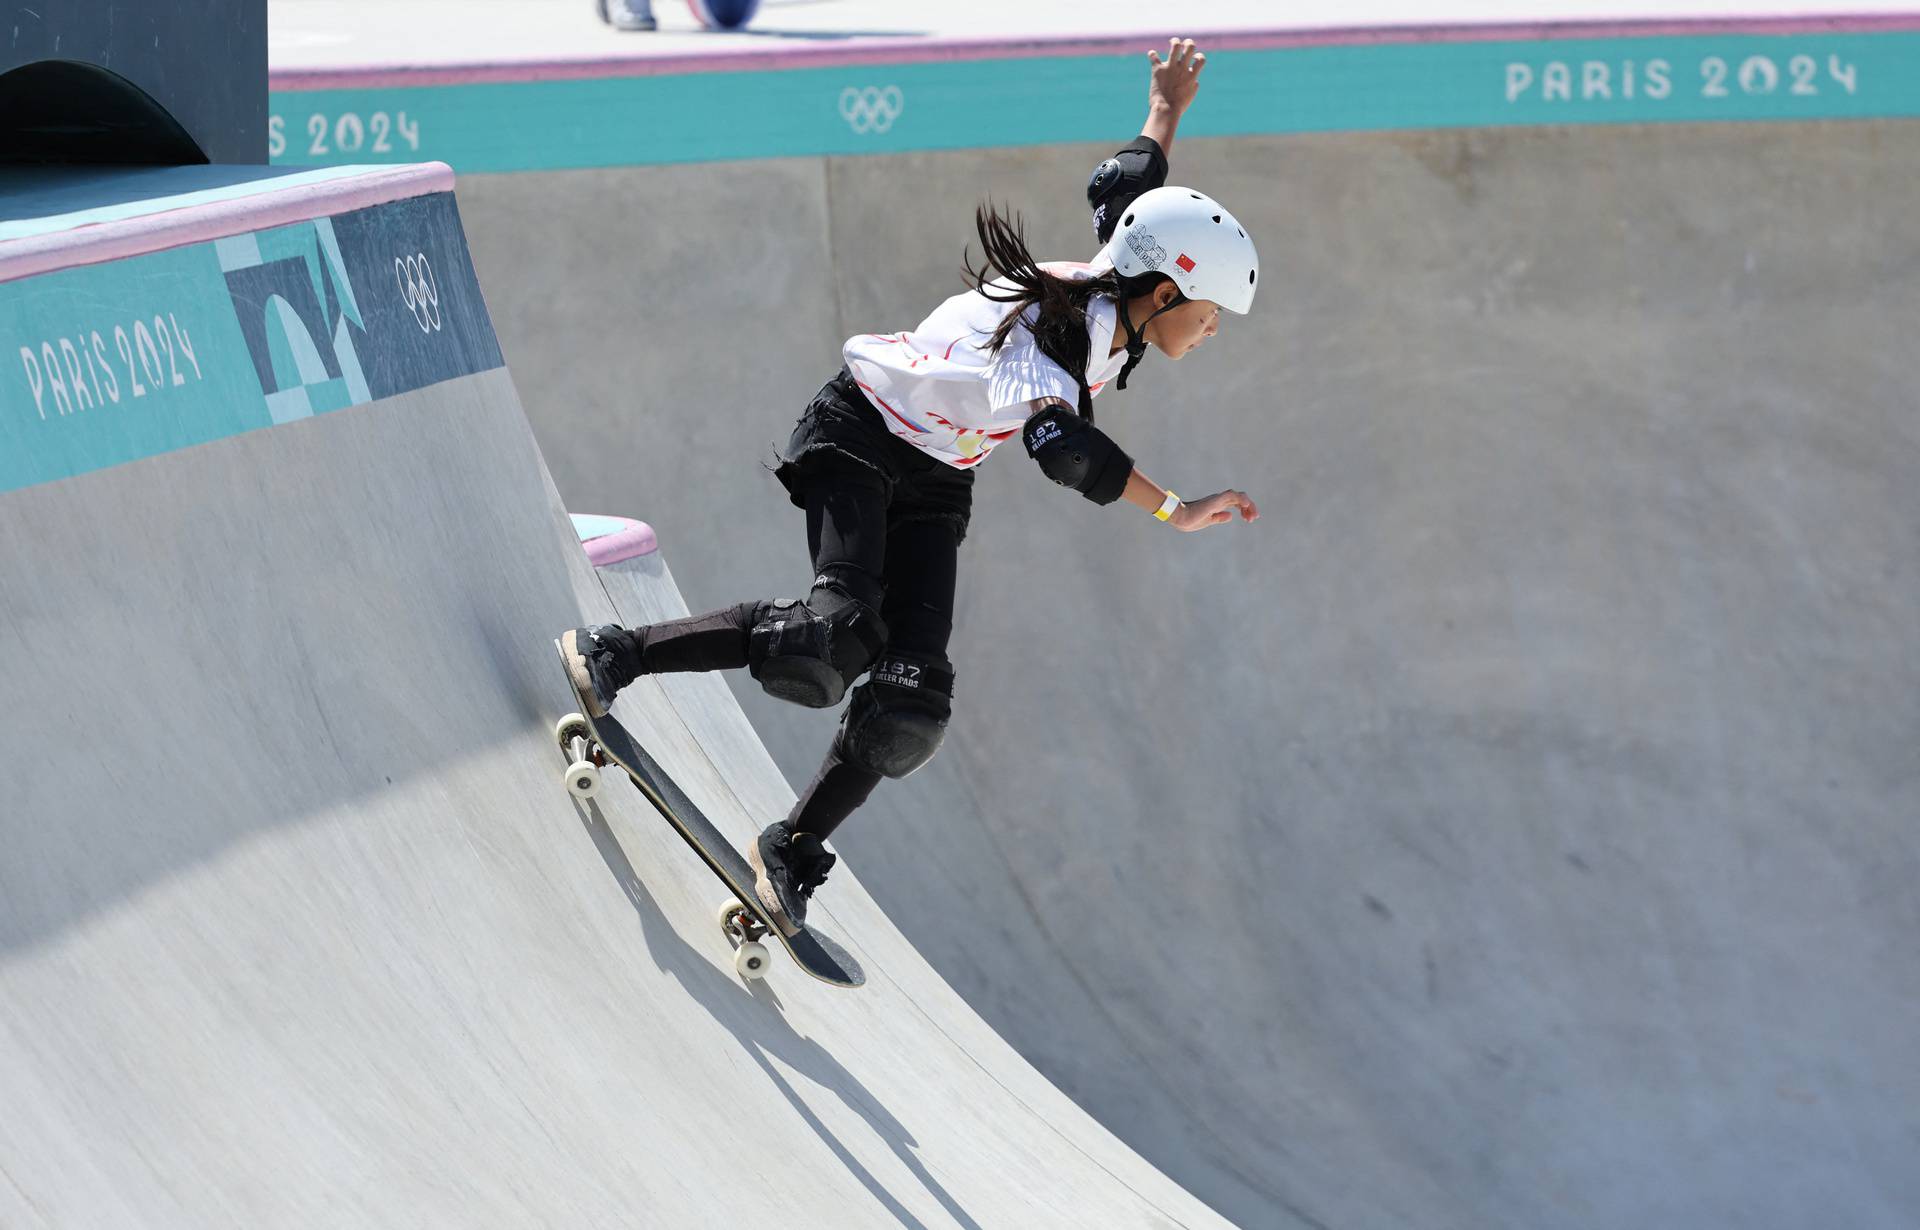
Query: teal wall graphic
[[268, 30, 1920, 174], [1, 190, 502, 493]]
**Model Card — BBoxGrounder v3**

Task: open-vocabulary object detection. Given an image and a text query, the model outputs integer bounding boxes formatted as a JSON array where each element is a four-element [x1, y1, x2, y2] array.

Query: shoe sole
[[747, 839, 803, 938], [559, 629, 611, 718]]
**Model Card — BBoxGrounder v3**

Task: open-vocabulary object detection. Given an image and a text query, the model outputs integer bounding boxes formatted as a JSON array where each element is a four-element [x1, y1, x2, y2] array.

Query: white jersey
[[842, 261, 1128, 471]]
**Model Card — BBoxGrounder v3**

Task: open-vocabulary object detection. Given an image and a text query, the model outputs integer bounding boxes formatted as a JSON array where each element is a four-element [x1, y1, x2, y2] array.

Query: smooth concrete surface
[[0, 364, 1231, 1228], [465, 122, 1920, 1229]]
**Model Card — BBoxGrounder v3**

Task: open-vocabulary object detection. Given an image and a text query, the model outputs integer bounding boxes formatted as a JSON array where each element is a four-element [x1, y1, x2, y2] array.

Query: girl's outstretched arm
[[1119, 466, 1260, 532], [1087, 41, 1198, 242], [1140, 38, 1207, 156]]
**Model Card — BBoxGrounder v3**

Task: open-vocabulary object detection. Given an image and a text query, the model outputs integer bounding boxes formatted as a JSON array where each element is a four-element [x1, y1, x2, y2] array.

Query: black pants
[[623, 370, 973, 839]]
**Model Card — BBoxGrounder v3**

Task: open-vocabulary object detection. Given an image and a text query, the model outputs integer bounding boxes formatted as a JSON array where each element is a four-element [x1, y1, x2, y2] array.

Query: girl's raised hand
[[1147, 38, 1206, 116]]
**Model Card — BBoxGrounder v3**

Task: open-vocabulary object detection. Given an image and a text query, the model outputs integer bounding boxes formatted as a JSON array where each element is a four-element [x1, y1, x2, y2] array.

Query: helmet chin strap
[[1115, 293, 1183, 391]]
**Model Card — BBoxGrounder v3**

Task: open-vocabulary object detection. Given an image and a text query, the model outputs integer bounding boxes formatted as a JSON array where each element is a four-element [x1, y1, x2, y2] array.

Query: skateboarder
[[563, 39, 1260, 936]]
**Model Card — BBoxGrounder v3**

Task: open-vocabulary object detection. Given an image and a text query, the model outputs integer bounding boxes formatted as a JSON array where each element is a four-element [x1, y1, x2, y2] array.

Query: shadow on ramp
[[572, 796, 985, 1230]]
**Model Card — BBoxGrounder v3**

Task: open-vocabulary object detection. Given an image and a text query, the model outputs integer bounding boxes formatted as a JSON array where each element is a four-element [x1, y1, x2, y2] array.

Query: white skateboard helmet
[[1098, 185, 1259, 314]]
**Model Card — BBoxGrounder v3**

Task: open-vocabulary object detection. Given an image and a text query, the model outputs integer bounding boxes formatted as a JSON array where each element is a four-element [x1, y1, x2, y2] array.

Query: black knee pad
[[747, 581, 887, 709], [835, 651, 955, 778]]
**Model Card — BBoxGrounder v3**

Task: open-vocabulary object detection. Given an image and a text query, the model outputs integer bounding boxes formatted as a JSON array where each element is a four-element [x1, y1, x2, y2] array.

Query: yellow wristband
[[1154, 491, 1180, 522]]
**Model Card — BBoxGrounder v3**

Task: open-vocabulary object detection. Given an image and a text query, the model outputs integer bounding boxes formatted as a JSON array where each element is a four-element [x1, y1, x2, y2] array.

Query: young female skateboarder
[[563, 39, 1260, 935]]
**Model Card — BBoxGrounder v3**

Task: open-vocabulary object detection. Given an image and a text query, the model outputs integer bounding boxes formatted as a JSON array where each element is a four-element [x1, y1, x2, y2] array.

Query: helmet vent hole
[[1123, 213, 1134, 226], [1190, 192, 1202, 199], [1249, 270, 1257, 283], [1238, 228, 1245, 237], [1211, 214, 1221, 223]]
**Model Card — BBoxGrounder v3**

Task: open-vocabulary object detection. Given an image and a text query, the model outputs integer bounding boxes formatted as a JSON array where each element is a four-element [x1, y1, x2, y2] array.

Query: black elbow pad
[[1088, 136, 1170, 243], [1023, 406, 1133, 506]]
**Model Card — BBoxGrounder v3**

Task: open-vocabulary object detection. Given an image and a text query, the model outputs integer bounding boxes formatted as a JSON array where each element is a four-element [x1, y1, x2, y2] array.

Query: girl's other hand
[[1171, 489, 1258, 532]]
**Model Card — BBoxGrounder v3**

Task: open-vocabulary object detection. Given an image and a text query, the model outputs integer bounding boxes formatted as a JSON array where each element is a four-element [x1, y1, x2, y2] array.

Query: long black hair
[[963, 203, 1175, 422]]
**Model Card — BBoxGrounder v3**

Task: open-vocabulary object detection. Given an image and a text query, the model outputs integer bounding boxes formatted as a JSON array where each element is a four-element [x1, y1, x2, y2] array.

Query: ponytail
[[963, 203, 1172, 422]]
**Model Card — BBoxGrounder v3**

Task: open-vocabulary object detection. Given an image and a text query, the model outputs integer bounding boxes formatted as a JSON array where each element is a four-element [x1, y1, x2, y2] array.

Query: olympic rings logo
[[839, 85, 904, 135], [394, 253, 442, 333]]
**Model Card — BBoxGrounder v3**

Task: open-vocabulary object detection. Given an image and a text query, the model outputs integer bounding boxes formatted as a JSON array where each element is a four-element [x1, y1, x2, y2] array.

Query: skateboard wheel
[[564, 759, 601, 800], [735, 941, 770, 979], [719, 899, 767, 942], [554, 713, 590, 747]]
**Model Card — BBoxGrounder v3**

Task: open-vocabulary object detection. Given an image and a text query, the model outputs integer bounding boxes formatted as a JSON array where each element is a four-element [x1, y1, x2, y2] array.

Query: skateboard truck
[[718, 899, 772, 978], [556, 714, 603, 799]]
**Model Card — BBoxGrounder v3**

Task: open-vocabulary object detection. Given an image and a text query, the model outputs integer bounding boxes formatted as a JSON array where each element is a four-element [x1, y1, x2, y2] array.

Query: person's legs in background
[[597, 0, 656, 32]]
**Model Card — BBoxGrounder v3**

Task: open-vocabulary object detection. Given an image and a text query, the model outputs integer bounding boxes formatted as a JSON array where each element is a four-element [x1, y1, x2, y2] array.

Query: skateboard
[[552, 640, 865, 988]]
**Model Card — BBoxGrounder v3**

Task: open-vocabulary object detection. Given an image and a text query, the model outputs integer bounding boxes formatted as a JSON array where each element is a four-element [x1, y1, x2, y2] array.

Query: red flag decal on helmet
[[1174, 253, 1196, 273]]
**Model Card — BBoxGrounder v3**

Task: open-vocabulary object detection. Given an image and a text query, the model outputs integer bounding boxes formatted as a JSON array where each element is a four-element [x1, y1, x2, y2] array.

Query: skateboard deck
[[552, 640, 864, 989]]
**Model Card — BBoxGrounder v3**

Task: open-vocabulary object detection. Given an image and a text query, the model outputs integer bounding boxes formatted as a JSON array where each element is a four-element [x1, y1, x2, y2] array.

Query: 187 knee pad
[[835, 650, 955, 778], [747, 581, 887, 708]]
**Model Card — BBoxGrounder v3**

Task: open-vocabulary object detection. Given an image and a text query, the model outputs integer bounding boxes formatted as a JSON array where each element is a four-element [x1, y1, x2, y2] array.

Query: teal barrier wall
[[268, 31, 1920, 173], [1, 191, 501, 493], [3, 244, 266, 492]]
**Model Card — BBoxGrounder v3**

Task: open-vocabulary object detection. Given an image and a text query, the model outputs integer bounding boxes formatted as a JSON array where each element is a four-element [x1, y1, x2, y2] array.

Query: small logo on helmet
[[1126, 229, 1167, 271], [1175, 253, 1196, 273]]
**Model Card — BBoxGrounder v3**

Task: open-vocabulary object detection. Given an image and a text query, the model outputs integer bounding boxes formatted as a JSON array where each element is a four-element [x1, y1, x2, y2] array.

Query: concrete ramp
[[0, 167, 1229, 1228], [467, 120, 1920, 1230]]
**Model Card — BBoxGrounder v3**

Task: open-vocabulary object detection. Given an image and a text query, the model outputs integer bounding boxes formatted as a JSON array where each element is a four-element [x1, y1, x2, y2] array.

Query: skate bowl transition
[[0, 165, 1230, 1227], [397, 29, 1920, 1230]]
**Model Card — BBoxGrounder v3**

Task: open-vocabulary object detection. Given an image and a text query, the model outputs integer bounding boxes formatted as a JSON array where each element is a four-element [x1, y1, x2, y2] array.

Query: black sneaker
[[561, 625, 644, 717], [748, 823, 836, 937]]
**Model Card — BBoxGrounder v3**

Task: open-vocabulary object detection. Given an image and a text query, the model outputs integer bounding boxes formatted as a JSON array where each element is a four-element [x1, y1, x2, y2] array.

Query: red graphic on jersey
[[1174, 253, 1196, 273]]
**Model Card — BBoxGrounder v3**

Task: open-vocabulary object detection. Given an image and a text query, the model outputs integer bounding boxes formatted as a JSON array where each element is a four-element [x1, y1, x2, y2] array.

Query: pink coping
[[0, 162, 457, 285], [270, 14, 1920, 90], [576, 516, 660, 567]]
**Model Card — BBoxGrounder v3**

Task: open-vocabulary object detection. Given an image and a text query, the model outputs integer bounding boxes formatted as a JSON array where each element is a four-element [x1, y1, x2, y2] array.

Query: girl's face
[[1142, 291, 1221, 360]]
